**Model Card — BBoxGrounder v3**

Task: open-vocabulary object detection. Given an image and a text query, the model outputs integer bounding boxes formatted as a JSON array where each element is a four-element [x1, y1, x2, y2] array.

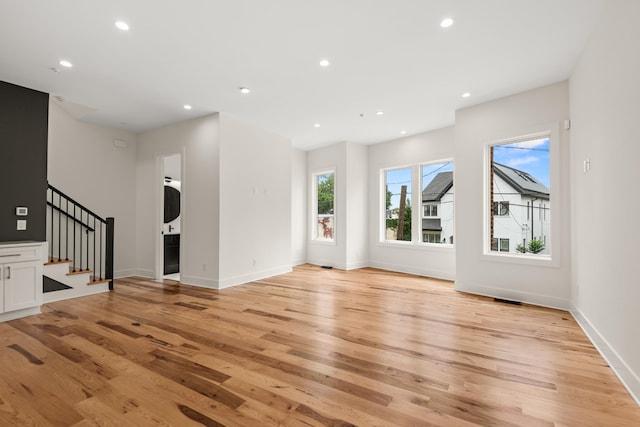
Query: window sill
[[481, 251, 558, 268]]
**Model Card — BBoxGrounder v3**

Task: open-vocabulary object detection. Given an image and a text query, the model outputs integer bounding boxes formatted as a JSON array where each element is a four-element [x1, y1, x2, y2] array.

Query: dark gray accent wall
[[0, 81, 49, 242]]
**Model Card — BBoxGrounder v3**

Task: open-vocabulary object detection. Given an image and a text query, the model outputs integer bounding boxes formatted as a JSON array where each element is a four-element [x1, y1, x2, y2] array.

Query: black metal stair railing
[[46, 184, 114, 290]]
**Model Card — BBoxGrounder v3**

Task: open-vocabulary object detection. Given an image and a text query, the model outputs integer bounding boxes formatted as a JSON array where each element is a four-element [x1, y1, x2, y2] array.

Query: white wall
[[291, 148, 307, 265], [570, 0, 640, 402], [454, 82, 571, 308], [136, 114, 220, 287], [306, 142, 347, 268], [345, 142, 369, 269], [218, 114, 292, 287], [368, 127, 456, 280], [47, 101, 138, 277]]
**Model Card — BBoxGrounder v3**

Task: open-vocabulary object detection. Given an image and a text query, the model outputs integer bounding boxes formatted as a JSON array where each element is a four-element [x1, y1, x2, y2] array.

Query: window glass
[[421, 161, 454, 244], [313, 172, 334, 241], [490, 137, 550, 255], [384, 167, 412, 241]]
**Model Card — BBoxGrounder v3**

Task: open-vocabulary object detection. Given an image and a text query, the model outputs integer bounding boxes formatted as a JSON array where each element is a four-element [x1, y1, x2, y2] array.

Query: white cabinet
[[0, 242, 44, 320]]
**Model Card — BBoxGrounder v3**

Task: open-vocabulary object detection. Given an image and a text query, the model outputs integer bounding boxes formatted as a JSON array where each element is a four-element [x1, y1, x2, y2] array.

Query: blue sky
[[492, 137, 550, 188]]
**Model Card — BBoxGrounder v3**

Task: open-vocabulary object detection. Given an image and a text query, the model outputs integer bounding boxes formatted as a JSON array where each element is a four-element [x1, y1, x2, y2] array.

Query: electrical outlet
[[17, 220, 27, 230]]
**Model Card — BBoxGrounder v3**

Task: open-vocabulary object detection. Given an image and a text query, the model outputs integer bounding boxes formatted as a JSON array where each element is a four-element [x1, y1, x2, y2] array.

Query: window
[[491, 238, 510, 252], [489, 135, 550, 255], [313, 171, 334, 241], [381, 160, 454, 245], [423, 204, 438, 217], [493, 201, 509, 216], [422, 232, 442, 244], [384, 167, 412, 241], [421, 161, 454, 245]]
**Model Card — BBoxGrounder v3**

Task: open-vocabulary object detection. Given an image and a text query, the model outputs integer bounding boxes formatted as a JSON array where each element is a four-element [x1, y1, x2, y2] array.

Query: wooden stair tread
[[46, 257, 72, 265], [67, 267, 92, 276], [88, 276, 110, 285]]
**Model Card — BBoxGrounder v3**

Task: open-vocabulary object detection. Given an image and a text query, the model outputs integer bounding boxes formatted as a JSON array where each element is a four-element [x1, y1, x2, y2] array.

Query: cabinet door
[[4, 261, 40, 312]]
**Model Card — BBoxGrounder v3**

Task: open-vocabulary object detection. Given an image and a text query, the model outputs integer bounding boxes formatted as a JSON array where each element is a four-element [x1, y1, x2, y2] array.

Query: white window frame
[[311, 169, 336, 244], [378, 159, 455, 249], [483, 123, 560, 267], [380, 165, 414, 244]]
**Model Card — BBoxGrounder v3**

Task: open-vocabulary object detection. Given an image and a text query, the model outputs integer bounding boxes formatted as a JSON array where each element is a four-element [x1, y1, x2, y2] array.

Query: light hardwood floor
[[0, 265, 638, 426]]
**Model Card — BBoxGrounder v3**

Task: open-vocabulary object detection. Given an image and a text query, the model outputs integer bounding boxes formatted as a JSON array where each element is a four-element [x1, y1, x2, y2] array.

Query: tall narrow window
[[313, 171, 335, 241], [489, 136, 550, 255], [384, 167, 412, 241], [421, 161, 454, 244]]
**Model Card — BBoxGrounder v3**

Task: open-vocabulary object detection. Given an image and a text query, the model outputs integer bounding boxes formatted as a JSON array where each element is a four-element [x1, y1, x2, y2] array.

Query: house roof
[[493, 163, 550, 200], [422, 172, 453, 202], [421, 165, 549, 203]]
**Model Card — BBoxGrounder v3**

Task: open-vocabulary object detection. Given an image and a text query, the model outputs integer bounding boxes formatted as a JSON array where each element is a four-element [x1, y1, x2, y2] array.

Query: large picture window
[[381, 160, 454, 246], [313, 171, 335, 241], [489, 136, 550, 255]]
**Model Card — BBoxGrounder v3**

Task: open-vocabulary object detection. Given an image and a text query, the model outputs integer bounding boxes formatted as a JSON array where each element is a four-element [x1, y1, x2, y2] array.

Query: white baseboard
[[454, 279, 569, 310], [0, 306, 41, 322], [345, 260, 369, 270], [179, 274, 219, 289], [305, 257, 340, 269], [115, 269, 146, 279], [291, 257, 307, 266], [217, 265, 292, 289], [571, 306, 640, 406], [369, 260, 455, 282], [119, 269, 154, 279]]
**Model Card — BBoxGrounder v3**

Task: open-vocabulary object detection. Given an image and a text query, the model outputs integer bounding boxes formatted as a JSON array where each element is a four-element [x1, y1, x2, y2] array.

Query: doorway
[[160, 154, 181, 281]]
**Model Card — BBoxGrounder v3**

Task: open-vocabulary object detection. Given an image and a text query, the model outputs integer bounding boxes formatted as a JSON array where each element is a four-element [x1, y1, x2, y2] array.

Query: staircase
[[44, 184, 114, 303]]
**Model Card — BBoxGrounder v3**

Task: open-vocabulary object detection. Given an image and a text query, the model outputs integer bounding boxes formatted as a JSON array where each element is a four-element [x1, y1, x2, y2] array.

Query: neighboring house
[[421, 164, 550, 253], [491, 162, 550, 254], [422, 171, 454, 244]]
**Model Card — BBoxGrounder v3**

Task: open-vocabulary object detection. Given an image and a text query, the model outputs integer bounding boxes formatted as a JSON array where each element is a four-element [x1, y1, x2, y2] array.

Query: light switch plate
[[16, 207, 28, 216], [17, 220, 27, 230]]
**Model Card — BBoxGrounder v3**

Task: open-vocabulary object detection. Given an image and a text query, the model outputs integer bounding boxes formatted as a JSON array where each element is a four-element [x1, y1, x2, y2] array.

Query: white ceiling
[[0, 0, 606, 150]]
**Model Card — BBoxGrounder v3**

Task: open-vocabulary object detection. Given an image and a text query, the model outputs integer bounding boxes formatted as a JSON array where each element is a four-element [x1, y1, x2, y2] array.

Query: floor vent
[[494, 297, 521, 305]]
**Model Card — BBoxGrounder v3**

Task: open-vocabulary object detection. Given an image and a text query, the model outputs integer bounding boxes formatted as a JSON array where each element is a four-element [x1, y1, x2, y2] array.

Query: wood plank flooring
[[0, 265, 638, 426]]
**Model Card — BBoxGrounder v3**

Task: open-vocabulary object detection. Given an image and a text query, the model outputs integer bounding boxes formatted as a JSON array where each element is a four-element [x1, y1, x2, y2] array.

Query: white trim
[[114, 269, 144, 279], [291, 257, 307, 266], [454, 279, 569, 310], [369, 260, 455, 282], [570, 306, 640, 406], [217, 265, 292, 289], [482, 124, 560, 267], [179, 274, 219, 289], [121, 269, 154, 279], [310, 168, 336, 243], [345, 261, 369, 270], [0, 307, 41, 322]]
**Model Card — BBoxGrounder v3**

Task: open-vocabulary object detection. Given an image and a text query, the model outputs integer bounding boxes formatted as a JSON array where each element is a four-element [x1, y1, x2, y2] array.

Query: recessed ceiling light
[[314, 123, 320, 128], [115, 21, 129, 31], [319, 59, 330, 67], [240, 87, 251, 94], [462, 92, 471, 98], [400, 130, 407, 135], [183, 104, 192, 110], [376, 111, 384, 116], [440, 18, 454, 28], [59, 60, 73, 68]]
